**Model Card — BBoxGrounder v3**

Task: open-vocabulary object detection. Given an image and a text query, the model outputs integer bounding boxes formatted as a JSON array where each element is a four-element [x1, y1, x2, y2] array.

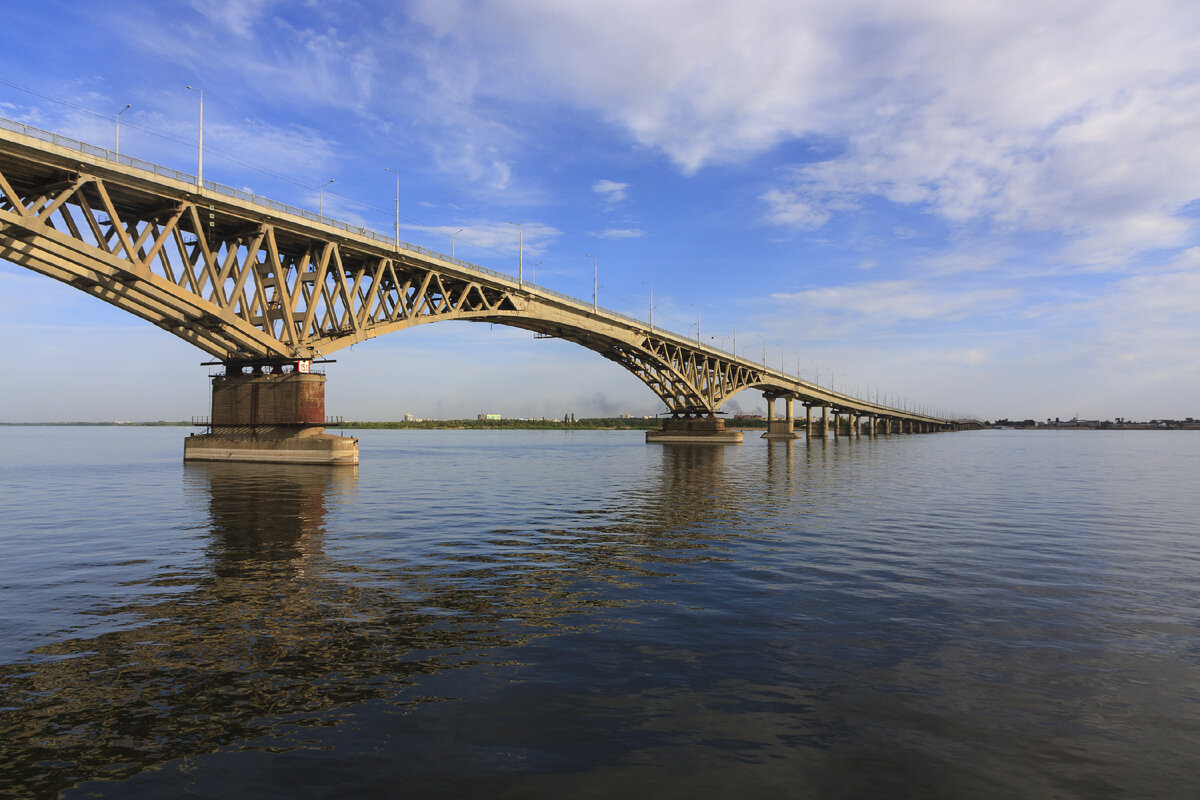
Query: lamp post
[[587, 254, 598, 312], [384, 168, 399, 251], [115, 104, 130, 157], [508, 222, 523, 287], [451, 229, 463, 259], [185, 86, 203, 187], [319, 178, 334, 217], [690, 305, 701, 345], [640, 280, 653, 331]]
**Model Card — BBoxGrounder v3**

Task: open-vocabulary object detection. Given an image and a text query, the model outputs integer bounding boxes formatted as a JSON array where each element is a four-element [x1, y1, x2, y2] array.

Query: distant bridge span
[[0, 118, 967, 430]]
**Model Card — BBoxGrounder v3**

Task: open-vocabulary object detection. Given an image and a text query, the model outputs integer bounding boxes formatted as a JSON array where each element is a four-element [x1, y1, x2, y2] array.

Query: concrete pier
[[646, 412, 743, 444], [184, 367, 358, 465], [762, 394, 801, 439]]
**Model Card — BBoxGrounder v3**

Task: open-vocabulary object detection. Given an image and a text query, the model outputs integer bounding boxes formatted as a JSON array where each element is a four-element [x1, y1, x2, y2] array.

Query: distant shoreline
[[1, 420, 1196, 431]]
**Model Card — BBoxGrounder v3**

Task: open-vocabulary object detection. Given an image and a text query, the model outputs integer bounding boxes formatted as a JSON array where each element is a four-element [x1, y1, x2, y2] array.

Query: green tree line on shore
[[336, 416, 771, 430]]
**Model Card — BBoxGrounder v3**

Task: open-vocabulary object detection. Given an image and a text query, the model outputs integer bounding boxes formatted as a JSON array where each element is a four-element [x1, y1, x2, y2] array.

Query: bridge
[[0, 118, 975, 463]]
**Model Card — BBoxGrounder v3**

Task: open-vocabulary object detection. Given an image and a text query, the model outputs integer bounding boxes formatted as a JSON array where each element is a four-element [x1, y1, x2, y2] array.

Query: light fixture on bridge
[[319, 178, 334, 217], [451, 229, 463, 259], [185, 86, 202, 187], [640, 280, 653, 332], [509, 222, 523, 287], [384, 168, 400, 250], [115, 104, 130, 157], [587, 254, 598, 312], [690, 304, 701, 345]]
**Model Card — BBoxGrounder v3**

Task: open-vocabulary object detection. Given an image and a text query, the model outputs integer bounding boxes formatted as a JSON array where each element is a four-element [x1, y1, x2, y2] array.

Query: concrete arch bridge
[[0, 119, 975, 463]]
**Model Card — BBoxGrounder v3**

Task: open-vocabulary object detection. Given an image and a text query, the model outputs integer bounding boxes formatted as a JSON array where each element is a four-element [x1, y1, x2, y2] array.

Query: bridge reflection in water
[[1, 444, 776, 798]]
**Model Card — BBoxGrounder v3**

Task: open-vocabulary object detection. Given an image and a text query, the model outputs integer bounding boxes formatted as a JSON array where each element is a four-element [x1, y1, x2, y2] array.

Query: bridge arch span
[[0, 119, 954, 427]]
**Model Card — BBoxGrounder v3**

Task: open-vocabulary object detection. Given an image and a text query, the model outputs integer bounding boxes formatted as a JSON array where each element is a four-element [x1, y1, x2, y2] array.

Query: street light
[[640, 280, 653, 332], [690, 304, 701, 345], [587, 254, 598, 312], [185, 86, 203, 187], [319, 178, 334, 217], [451, 229, 463, 259], [508, 222, 523, 287], [383, 168, 400, 251], [115, 104, 130, 157]]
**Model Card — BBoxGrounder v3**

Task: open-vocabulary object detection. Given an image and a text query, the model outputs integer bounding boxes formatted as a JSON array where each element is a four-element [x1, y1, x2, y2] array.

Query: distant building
[[477, 413, 502, 421]]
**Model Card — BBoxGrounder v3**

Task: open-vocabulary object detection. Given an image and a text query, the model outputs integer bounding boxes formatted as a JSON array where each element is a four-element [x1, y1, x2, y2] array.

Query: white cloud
[[187, 0, 278, 37], [412, 221, 561, 260], [412, 0, 1200, 263], [943, 348, 987, 366], [592, 179, 628, 203], [773, 280, 1020, 324], [591, 228, 646, 239], [760, 188, 829, 230]]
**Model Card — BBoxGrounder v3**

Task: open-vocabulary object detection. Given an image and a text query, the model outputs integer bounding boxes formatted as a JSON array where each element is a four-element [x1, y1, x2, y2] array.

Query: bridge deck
[[0, 117, 965, 426]]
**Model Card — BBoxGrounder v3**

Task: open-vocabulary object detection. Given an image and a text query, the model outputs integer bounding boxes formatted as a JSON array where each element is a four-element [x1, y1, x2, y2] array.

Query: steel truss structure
[[0, 121, 959, 424]]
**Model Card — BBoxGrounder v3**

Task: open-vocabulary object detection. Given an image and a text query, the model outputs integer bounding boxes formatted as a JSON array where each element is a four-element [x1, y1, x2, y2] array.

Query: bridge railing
[[1, 116, 961, 421]]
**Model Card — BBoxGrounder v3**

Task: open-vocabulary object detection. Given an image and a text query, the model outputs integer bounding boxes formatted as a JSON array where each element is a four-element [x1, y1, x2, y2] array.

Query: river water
[[0, 427, 1197, 798]]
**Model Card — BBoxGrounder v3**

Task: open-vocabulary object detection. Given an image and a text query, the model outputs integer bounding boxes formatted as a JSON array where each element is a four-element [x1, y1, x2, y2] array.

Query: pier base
[[761, 394, 801, 439], [762, 419, 801, 439], [184, 428, 358, 465], [184, 367, 358, 465], [646, 413, 743, 444]]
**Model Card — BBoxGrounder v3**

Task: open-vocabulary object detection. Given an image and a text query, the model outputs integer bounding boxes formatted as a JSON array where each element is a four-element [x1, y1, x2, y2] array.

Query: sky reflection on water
[[1, 429, 1198, 798]]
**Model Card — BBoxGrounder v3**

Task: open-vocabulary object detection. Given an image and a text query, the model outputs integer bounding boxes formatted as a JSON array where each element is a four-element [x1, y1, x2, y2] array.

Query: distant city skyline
[[3, 0, 1199, 422]]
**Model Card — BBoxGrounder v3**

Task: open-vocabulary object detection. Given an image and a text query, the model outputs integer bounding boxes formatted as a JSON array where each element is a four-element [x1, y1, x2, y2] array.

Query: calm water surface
[[1, 427, 1198, 798]]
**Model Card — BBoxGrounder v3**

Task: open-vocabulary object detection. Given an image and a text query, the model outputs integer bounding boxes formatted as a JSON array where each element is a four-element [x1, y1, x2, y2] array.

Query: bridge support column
[[646, 410, 743, 444], [851, 413, 860, 437], [184, 364, 359, 465], [763, 394, 800, 439], [805, 404, 814, 438]]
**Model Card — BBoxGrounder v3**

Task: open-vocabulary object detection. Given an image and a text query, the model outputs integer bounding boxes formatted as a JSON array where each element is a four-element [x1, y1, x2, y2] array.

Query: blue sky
[[2, 0, 1198, 422]]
